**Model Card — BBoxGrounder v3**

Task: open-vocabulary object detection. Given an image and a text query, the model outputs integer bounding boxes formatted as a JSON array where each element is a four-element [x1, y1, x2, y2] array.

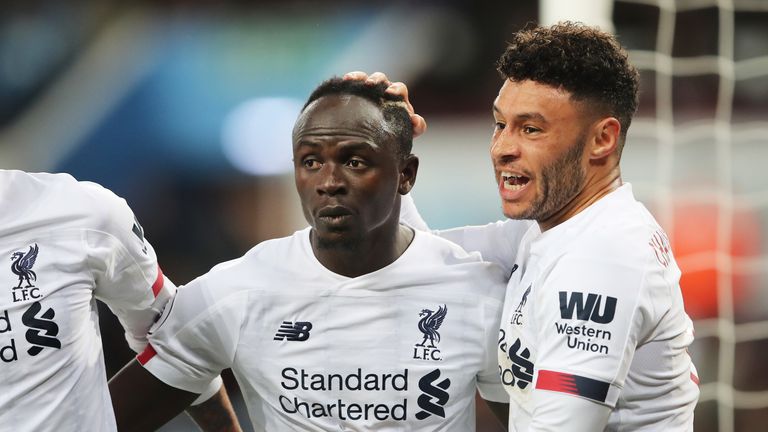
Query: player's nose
[[315, 163, 347, 196], [490, 130, 521, 164]]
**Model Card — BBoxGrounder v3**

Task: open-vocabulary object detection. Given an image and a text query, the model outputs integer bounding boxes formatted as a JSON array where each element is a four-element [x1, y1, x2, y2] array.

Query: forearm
[[484, 400, 509, 430], [109, 359, 199, 432], [186, 384, 242, 432]]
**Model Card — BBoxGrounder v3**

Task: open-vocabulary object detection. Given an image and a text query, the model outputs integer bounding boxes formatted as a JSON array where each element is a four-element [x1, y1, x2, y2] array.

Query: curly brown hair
[[497, 22, 640, 150]]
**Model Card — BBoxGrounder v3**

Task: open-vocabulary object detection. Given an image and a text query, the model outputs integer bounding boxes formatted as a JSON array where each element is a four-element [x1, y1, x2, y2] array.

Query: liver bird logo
[[416, 305, 447, 348], [11, 244, 39, 289], [515, 284, 532, 313]]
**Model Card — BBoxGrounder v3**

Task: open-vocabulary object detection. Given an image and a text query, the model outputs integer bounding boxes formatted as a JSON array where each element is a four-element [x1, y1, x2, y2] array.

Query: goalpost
[[541, 1, 768, 431]]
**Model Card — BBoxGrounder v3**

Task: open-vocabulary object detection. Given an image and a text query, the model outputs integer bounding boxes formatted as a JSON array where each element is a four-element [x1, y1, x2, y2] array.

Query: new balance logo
[[273, 321, 313, 341], [22, 301, 61, 356], [559, 291, 617, 324], [415, 369, 451, 420]]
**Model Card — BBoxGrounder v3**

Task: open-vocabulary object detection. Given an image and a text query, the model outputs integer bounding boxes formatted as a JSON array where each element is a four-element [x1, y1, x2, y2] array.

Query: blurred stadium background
[[1, 0, 767, 431]]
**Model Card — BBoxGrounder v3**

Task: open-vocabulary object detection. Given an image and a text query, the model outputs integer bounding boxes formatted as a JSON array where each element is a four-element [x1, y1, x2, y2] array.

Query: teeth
[[501, 171, 527, 190]]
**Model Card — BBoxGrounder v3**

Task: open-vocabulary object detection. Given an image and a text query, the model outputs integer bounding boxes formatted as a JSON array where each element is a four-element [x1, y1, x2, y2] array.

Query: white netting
[[540, 0, 768, 429], [613, 1, 768, 431]]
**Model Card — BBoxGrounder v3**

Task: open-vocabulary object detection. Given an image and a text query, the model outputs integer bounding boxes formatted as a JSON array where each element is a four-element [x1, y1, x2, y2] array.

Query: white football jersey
[[140, 227, 508, 431], [0, 170, 175, 432], [449, 184, 699, 430]]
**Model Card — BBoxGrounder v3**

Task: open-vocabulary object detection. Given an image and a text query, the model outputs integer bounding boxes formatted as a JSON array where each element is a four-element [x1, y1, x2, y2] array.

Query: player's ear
[[590, 117, 621, 160], [398, 154, 419, 195]]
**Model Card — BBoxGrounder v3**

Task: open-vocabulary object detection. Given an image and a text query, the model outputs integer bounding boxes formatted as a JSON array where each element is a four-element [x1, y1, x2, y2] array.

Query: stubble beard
[[312, 228, 361, 251], [515, 133, 587, 222]]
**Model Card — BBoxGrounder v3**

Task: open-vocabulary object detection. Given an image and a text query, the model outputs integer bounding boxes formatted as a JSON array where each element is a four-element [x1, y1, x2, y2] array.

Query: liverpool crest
[[10, 244, 42, 302], [413, 305, 447, 361]]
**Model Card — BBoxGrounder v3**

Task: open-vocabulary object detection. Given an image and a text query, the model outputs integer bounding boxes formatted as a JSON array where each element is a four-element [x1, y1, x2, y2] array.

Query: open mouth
[[501, 171, 530, 190]]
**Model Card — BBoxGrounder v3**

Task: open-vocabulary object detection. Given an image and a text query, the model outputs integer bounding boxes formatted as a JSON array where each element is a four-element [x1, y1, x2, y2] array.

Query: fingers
[[385, 81, 427, 137], [367, 72, 391, 86], [342, 71, 369, 81], [342, 71, 401, 96], [343, 71, 392, 87], [342, 71, 427, 137], [385, 81, 409, 101], [411, 114, 427, 137]]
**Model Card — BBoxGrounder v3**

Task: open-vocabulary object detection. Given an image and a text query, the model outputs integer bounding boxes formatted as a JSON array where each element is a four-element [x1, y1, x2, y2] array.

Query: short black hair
[[497, 22, 640, 152], [302, 77, 413, 159]]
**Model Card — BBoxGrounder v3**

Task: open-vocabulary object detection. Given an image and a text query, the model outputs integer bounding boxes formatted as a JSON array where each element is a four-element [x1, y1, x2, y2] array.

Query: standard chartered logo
[[22, 301, 61, 356], [277, 367, 452, 422], [415, 369, 451, 419], [279, 367, 408, 421], [1, 301, 61, 362]]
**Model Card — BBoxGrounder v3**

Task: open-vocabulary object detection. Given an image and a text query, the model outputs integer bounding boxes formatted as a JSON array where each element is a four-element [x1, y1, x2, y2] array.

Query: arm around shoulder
[[435, 219, 532, 275]]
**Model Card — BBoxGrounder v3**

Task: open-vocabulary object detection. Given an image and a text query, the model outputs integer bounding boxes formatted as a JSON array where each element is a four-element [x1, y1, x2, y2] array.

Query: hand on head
[[343, 71, 427, 137]]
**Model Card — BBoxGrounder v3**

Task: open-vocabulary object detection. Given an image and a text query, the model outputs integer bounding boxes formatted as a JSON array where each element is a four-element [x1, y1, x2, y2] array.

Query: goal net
[[543, 1, 768, 431]]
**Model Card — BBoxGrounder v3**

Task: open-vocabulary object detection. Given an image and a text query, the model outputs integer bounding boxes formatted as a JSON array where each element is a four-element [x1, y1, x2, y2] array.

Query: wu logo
[[413, 305, 447, 362], [559, 291, 617, 324], [273, 321, 313, 341], [415, 369, 451, 420], [22, 301, 61, 356], [11, 244, 39, 289]]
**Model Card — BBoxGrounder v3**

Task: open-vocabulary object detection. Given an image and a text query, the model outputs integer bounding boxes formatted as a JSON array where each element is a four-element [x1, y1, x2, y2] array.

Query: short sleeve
[[139, 277, 247, 394], [83, 183, 177, 353], [533, 254, 648, 408]]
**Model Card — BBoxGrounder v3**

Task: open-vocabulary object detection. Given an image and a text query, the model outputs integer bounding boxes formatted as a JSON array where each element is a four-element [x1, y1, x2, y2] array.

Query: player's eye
[[522, 125, 541, 134], [494, 121, 506, 131], [302, 157, 321, 169], [346, 158, 367, 169]]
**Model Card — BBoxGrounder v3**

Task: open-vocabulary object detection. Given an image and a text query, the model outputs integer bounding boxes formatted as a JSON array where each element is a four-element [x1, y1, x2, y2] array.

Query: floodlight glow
[[221, 97, 303, 176]]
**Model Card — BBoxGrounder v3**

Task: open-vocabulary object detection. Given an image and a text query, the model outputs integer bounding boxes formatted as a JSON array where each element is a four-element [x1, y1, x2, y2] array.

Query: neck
[[311, 224, 414, 278], [538, 166, 622, 232]]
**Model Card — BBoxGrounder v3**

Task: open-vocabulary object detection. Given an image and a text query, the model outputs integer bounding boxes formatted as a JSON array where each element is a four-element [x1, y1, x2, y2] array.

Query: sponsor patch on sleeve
[[535, 370, 612, 404]]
